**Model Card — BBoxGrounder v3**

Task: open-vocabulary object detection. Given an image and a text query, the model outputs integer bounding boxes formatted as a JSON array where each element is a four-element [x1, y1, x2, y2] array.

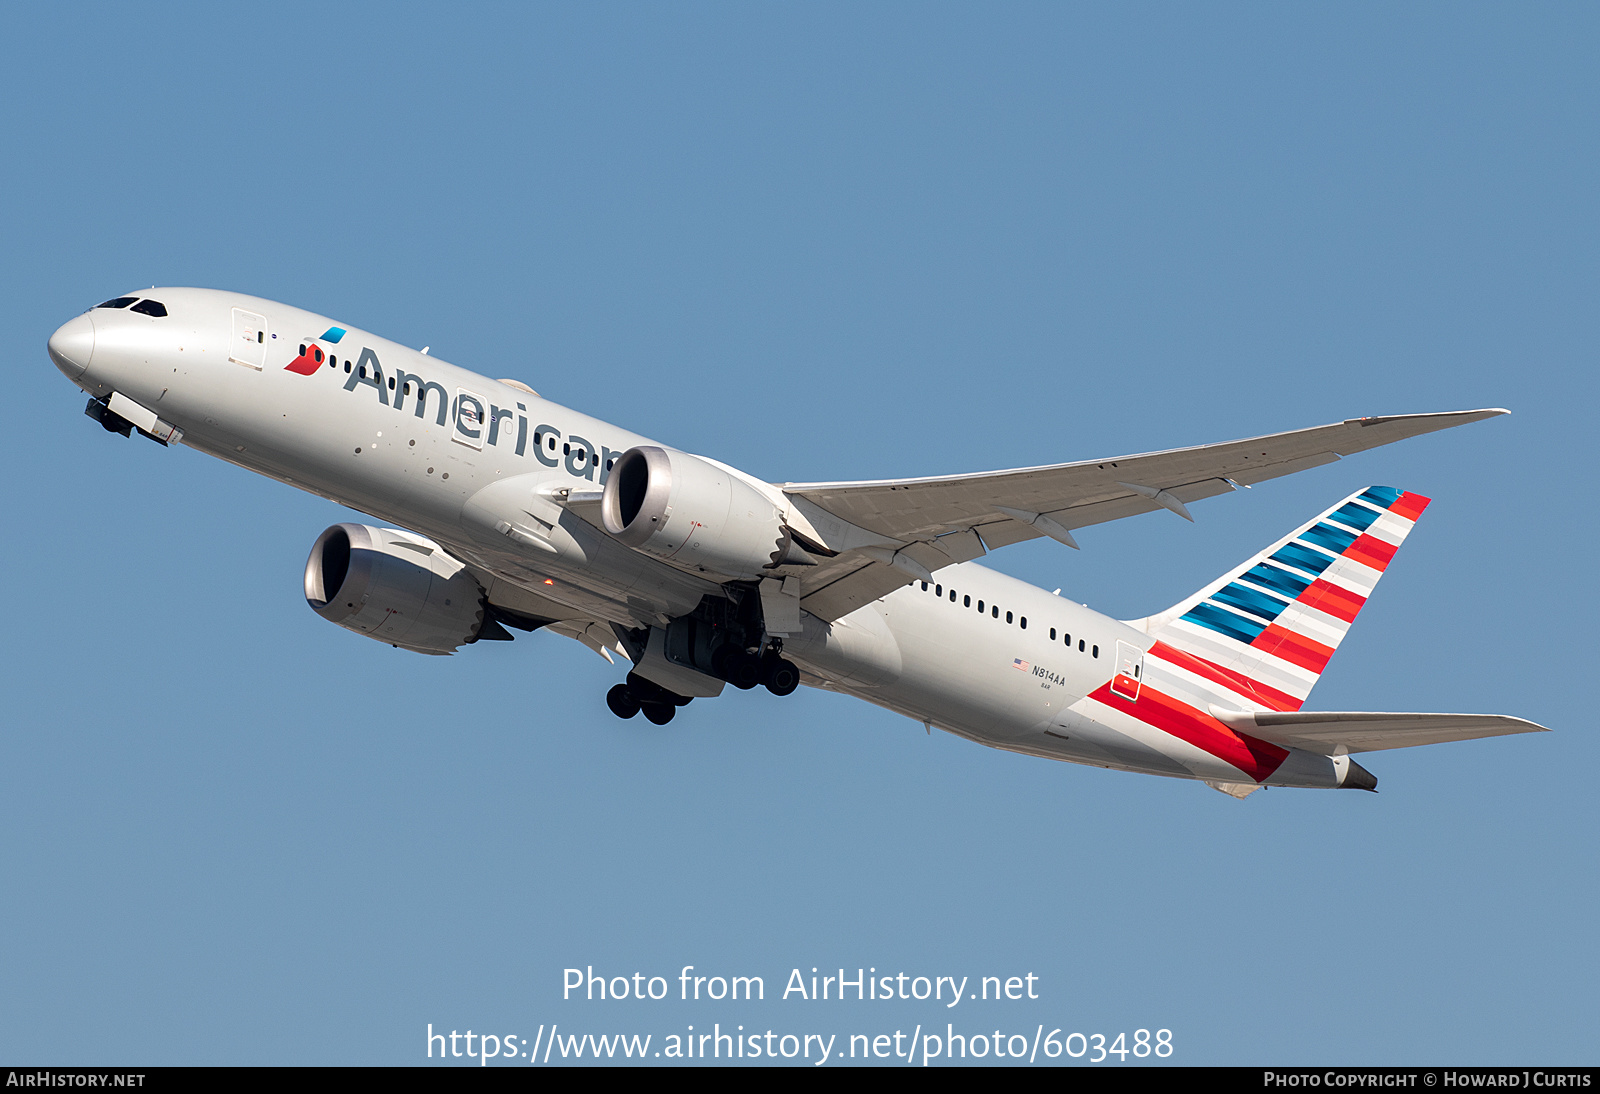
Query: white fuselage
[[48, 287, 1347, 789]]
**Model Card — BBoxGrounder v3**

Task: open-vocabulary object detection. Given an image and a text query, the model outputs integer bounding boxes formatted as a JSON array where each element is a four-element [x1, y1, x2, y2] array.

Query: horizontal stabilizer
[[1207, 707, 1549, 754]]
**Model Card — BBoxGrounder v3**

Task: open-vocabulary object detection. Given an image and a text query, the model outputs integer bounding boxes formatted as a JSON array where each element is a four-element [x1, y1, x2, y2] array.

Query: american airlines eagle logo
[[284, 327, 347, 376]]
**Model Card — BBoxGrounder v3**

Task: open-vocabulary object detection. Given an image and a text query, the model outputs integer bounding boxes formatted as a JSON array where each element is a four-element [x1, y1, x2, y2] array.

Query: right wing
[[783, 409, 1507, 622]]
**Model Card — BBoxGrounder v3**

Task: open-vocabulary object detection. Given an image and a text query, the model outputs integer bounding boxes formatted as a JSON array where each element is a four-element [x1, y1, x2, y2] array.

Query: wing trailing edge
[[784, 410, 1507, 623]]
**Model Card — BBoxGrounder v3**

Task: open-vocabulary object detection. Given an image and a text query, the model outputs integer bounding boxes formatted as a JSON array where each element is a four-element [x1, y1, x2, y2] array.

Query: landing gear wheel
[[727, 651, 763, 691], [641, 702, 676, 725], [762, 657, 801, 697], [606, 684, 641, 719]]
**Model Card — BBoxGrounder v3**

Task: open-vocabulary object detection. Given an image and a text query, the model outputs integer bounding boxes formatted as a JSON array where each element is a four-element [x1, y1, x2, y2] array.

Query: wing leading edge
[[783, 409, 1507, 622]]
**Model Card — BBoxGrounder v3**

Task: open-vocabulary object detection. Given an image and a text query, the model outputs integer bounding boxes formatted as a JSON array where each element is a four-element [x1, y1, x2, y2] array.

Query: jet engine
[[601, 446, 796, 581], [304, 524, 493, 655]]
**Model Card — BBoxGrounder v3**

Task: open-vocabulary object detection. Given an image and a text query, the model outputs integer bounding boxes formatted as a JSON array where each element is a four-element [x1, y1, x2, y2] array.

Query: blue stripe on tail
[[1211, 582, 1289, 622], [1241, 562, 1311, 599], [1271, 541, 1337, 577], [1181, 601, 1268, 643]]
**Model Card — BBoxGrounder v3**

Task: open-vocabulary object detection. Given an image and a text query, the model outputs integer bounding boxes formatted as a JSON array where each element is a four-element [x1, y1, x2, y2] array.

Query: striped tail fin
[[1127, 486, 1430, 712]]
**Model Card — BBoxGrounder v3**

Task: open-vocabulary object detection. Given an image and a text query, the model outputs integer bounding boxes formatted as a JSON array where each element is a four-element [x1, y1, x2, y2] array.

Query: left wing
[[782, 409, 1506, 622]]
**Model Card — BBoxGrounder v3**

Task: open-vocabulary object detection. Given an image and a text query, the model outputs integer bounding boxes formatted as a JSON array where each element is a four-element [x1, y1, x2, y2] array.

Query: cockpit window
[[130, 299, 168, 317], [96, 297, 137, 309]]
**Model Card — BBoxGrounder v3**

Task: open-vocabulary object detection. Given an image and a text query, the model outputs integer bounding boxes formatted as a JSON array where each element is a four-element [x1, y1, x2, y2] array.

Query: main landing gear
[[711, 647, 800, 696], [607, 674, 688, 725], [605, 651, 802, 724]]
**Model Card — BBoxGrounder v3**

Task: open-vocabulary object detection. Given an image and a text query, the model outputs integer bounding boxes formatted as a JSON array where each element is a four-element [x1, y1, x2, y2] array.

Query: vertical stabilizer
[[1126, 486, 1430, 712]]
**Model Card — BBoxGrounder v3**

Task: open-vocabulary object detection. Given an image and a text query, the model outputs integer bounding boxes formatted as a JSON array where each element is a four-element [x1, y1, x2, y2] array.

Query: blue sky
[[1, 2, 1594, 1065]]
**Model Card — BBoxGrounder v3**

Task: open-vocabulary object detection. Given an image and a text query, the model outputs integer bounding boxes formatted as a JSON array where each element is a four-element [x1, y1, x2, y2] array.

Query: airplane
[[46, 287, 1547, 797]]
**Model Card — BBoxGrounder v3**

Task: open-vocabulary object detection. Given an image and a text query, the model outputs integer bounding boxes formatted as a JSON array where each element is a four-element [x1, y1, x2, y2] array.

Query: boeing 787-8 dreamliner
[[47, 288, 1546, 797]]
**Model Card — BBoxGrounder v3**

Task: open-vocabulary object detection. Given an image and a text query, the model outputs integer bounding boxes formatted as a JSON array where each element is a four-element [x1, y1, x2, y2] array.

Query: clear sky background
[[1, 2, 1594, 1066]]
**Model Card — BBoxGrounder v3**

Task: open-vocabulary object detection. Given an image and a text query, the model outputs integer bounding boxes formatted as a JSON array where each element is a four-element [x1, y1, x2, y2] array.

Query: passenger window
[[992, 606, 999, 618], [1064, 633, 1071, 646], [935, 584, 942, 596], [96, 297, 137, 309], [963, 595, 970, 607], [1078, 639, 1085, 652], [977, 600, 985, 612], [130, 299, 167, 317], [1092, 645, 1099, 658], [1020, 617, 1026, 629], [1050, 628, 1056, 640], [920, 582, 928, 592], [1005, 610, 1012, 623], [388, 377, 395, 390]]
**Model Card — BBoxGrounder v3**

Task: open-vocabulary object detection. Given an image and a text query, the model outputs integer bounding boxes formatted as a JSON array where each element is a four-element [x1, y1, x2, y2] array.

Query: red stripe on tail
[[1345, 533, 1398, 571], [1251, 623, 1335, 674], [1297, 579, 1366, 623], [1390, 491, 1431, 521], [1089, 681, 1289, 782], [1148, 641, 1304, 711]]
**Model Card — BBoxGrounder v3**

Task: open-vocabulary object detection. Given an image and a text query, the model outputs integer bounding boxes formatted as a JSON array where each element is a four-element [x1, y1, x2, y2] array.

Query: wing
[[783, 409, 1506, 622], [1209, 709, 1550, 754]]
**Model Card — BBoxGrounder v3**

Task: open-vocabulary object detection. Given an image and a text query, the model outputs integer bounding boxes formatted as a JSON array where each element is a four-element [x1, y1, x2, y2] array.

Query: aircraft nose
[[48, 313, 96, 380]]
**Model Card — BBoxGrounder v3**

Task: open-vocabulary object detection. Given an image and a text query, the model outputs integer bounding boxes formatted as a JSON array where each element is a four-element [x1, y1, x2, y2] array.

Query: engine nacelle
[[601, 446, 788, 581], [304, 524, 490, 655]]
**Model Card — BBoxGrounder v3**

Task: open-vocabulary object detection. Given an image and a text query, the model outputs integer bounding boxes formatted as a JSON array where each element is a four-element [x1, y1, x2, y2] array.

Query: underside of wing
[[1211, 709, 1550, 754], [784, 409, 1506, 622]]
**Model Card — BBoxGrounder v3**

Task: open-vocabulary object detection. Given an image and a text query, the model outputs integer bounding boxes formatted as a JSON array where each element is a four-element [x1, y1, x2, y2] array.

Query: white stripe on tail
[[1125, 486, 1430, 712]]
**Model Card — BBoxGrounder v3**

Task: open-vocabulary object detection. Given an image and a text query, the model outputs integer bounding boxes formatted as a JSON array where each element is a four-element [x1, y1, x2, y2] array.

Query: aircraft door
[[1110, 640, 1143, 701], [230, 308, 268, 370]]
